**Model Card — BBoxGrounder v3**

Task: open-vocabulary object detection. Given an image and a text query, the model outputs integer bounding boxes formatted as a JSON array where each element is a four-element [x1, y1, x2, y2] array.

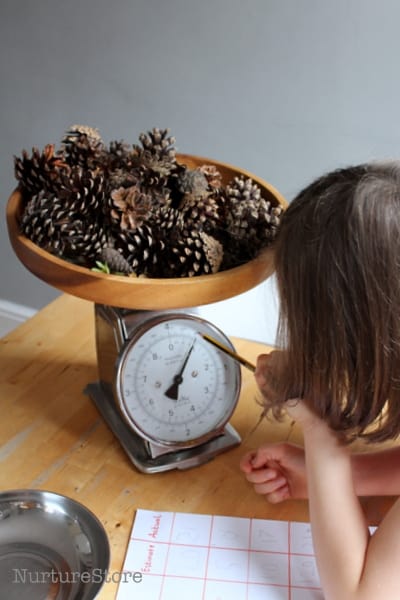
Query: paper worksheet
[[116, 509, 324, 599]]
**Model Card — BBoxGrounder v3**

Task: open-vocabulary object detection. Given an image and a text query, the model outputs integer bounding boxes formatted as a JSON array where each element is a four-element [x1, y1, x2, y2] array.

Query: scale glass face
[[87, 306, 242, 473], [116, 315, 239, 447]]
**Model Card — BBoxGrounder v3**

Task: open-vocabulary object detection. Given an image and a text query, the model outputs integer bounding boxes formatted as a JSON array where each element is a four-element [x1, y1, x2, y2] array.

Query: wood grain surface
[[0, 295, 396, 599]]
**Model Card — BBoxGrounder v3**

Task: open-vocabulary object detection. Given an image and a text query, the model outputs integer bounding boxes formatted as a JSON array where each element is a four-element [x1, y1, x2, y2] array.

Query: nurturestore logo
[[13, 568, 143, 585]]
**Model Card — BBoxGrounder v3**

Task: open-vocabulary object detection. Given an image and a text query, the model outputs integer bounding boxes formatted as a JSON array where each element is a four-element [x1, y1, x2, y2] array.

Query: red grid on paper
[[158, 511, 177, 599], [122, 510, 323, 600]]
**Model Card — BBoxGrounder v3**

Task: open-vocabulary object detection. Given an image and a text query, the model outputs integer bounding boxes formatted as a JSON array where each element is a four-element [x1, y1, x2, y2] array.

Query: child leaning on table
[[240, 161, 400, 600]]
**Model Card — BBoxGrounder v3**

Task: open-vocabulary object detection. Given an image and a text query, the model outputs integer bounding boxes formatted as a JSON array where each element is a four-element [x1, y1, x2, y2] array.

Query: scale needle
[[201, 334, 256, 372], [165, 339, 196, 400]]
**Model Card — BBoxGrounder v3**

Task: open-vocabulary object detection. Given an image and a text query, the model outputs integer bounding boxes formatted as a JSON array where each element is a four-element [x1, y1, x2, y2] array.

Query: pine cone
[[225, 176, 262, 203], [181, 194, 222, 232], [98, 246, 133, 274], [176, 168, 209, 198], [61, 124, 106, 169], [132, 127, 177, 189], [112, 205, 184, 276], [21, 190, 107, 262], [108, 185, 153, 231], [148, 204, 184, 233], [222, 196, 283, 268], [114, 224, 165, 275], [57, 166, 106, 213], [165, 229, 223, 277], [226, 197, 282, 238], [173, 167, 223, 231], [107, 168, 140, 191], [57, 220, 108, 262], [198, 164, 223, 190], [20, 166, 107, 265], [14, 144, 69, 195], [135, 127, 176, 163], [107, 139, 134, 172], [225, 175, 282, 240]]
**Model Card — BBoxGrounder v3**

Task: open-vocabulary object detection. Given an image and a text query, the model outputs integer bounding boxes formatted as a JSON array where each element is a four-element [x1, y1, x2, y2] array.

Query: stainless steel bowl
[[0, 489, 110, 600]]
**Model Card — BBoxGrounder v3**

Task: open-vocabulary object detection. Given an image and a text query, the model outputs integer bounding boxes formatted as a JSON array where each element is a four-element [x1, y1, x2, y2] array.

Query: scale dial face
[[115, 314, 241, 447]]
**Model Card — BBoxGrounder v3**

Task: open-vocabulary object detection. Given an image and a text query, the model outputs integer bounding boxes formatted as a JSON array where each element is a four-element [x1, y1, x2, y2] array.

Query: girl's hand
[[255, 351, 327, 429], [239, 442, 307, 503], [285, 398, 340, 443], [284, 398, 319, 431], [254, 351, 283, 403]]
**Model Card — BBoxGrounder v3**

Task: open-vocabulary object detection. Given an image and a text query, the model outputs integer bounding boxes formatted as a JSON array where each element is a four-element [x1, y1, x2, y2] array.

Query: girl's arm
[[240, 443, 400, 502], [351, 446, 400, 495], [242, 351, 400, 502], [290, 400, 400, 600]]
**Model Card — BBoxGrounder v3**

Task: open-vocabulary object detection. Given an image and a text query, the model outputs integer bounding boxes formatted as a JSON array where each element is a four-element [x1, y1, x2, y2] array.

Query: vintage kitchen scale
[[6, 155, 286, 473], [88, 305, 243, 472]]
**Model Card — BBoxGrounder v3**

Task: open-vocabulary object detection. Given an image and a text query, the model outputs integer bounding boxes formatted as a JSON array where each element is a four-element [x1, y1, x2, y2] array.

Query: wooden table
[[0, 294, 396, 599]]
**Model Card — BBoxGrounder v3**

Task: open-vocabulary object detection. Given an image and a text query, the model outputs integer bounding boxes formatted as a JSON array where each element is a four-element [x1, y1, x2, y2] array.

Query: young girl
[[240, 162, 400, 599]]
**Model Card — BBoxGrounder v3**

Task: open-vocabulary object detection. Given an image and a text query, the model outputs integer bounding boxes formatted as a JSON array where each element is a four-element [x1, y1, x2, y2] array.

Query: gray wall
[[1, 0, 400, 342]]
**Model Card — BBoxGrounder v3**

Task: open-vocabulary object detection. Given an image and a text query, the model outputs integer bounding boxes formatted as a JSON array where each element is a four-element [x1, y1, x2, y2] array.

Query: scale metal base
[[85, 381, 241, 474]]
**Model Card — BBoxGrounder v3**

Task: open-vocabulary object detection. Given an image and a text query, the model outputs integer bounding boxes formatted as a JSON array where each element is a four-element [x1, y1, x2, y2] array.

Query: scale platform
[[85, 381, 241, 474]]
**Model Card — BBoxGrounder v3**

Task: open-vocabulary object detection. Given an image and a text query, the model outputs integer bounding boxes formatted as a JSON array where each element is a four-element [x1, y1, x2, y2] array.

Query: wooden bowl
[[6, 154, 287, 310]]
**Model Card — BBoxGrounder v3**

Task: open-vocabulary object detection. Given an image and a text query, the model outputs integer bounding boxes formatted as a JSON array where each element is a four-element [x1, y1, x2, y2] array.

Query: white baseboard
[[0, 299, 37, 337]]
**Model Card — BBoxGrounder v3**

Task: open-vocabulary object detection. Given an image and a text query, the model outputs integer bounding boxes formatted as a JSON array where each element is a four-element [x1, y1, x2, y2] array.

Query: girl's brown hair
[[268, 161, 400, 443]]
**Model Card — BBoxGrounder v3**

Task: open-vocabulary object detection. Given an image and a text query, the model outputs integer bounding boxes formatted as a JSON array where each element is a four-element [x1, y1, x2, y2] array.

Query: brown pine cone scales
[[21, 190, 107, 261], [61, 124, 106, 170], [167, 229, 223, 277], [98, 246, 134, 275], [14, 144, 69, 196], [108, 185, 154, 231]]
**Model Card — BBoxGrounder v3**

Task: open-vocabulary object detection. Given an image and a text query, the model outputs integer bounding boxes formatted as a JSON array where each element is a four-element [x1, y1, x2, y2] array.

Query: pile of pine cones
[[14, 125, 283, 278]]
